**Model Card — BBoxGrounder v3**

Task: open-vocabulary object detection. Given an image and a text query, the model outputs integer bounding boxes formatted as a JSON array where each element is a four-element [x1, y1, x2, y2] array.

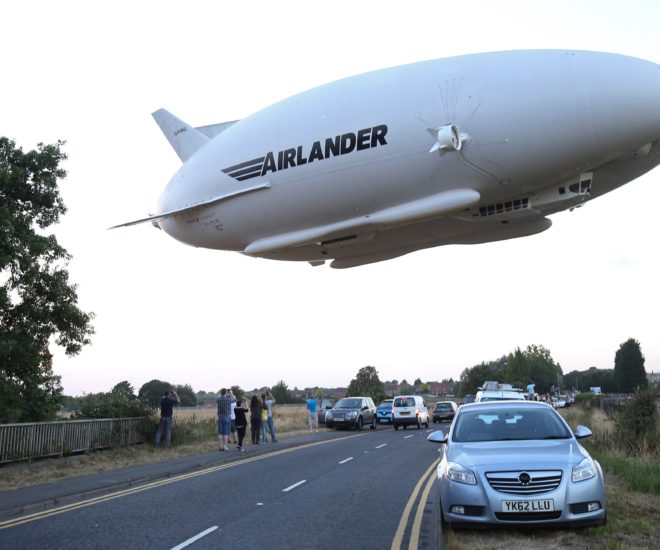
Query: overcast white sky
[[2, 1, 659, 396]]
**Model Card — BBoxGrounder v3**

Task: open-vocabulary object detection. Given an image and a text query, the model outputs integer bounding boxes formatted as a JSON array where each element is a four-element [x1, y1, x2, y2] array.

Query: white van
[[392, 395, 429, 429]]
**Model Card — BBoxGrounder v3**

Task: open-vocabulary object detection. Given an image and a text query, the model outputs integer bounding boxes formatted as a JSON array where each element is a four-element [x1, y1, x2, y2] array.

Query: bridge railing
[[0, 417, 147, 464]]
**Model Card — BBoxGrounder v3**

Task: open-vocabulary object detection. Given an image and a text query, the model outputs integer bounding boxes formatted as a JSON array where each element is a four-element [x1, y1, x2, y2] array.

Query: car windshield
[[378, 401, 392, 408], [452, 408, 572, 442], [335, 398, 362, 409], [394, 397, 415, 407]]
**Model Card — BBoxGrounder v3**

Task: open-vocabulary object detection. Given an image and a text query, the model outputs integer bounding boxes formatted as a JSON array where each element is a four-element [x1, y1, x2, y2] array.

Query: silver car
[[427, 401, 607, 528]]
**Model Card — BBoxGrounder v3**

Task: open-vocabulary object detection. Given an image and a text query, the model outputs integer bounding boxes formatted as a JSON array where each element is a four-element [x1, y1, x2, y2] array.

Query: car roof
[[458, 400, 554, 412]]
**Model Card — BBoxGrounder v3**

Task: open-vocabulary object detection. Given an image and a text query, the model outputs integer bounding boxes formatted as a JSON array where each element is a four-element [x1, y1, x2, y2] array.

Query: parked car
[[376, 398, 394, 424], [392, 395, 429, 430], [475, 382, 526, 402], [317, 398, 334, 424], [461, 395, 476, 406], [427, 401, 607, 528], [325, 397, 377, 430], [432, 401, 458, 423]]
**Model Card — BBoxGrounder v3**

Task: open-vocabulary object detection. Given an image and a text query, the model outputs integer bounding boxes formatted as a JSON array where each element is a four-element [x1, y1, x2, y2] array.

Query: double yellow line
[[390, 456, 442, 550]]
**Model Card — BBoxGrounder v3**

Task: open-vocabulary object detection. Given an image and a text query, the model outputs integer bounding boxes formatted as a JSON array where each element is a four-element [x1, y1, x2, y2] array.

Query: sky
[[2, 0, 659, 396]]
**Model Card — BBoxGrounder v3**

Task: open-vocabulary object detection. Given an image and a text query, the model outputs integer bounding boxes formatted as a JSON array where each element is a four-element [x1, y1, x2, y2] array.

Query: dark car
[[325, 397, 377, 430], [317, 398, 334, 424], [432, 401, 458, 423], [461, 394, 476, 406], [376, 399, 394, 424]]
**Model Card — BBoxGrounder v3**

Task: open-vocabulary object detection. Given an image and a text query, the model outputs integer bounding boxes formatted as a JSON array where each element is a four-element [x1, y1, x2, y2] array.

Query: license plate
[[400, 411, 410, 416], [502, 499, 554, 512]]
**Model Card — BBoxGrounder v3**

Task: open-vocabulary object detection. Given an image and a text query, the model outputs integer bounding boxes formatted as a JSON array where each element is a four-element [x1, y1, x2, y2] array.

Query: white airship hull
[[116, 50, 660, 268]]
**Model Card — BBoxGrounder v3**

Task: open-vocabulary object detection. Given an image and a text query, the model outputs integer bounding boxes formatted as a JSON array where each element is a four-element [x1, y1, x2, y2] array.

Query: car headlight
[[446, 462, 477, 485], [326, 411, 332, 419], [347, 411, 358, 418], [572, 457, 597, 482]]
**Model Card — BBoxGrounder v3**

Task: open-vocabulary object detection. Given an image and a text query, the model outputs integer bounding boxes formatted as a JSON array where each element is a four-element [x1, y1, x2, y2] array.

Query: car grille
[[485, 470, 562, 495], [495, 511, 562, 521]]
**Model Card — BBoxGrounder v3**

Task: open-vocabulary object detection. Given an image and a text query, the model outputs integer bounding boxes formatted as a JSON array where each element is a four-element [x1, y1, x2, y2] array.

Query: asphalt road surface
[[0, 425, 448, 549]]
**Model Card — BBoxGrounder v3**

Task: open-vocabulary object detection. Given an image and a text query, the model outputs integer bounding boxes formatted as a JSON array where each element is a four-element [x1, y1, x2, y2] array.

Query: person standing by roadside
[[216, 388, 233, 451], [264, 390, 277, 442], [155, 389, 180, 448], [250, 395, 263, 444], [307, 394, 318, 432], [260, 393, 269, 442], [228, 389, 237, 445], [233, 397, 249, 451]]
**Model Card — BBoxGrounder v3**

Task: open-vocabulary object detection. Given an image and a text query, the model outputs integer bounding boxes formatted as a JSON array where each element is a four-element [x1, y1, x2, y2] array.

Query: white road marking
[[282, 479, 307, 492], [339, 457, 354, 464], [257, 502, 264, 506], [171, 526, 218, 550], [404, 435, 414, 439], [375, 443, 387, 449]]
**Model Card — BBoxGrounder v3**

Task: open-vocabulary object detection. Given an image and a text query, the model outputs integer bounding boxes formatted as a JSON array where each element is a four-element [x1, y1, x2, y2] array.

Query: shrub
[[615, 389, 659, 455]]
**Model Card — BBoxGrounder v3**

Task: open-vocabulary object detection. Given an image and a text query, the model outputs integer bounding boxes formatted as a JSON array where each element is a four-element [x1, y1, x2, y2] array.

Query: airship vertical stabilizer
[[152, 108, 209, 162]]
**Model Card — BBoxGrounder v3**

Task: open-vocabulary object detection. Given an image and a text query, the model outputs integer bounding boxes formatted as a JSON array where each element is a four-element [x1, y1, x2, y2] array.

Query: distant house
[[428, 381, 455, 395], [648, 371, 660, 384]]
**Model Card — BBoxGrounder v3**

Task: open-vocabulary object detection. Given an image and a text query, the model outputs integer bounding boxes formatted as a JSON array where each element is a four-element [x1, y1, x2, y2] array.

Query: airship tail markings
[[152, 108, 210, 163]]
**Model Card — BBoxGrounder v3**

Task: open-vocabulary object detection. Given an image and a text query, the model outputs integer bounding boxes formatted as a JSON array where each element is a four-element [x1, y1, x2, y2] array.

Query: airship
[[114, 50, 660, 268]]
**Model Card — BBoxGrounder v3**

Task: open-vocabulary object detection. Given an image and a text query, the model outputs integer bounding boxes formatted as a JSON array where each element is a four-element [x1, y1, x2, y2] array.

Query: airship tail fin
[[152, 108, 209, 162]]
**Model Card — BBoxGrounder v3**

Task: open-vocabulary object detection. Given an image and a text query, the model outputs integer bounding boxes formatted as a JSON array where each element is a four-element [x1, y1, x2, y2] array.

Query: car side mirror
[[574, 425, 592, 439], [362, 405, 369, 411], [326, 405, 332, 409], [427, 431, 448, 444]]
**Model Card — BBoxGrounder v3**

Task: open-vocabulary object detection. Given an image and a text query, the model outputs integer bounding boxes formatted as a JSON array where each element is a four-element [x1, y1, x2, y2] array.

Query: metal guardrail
[[0, 417, 147, 464]]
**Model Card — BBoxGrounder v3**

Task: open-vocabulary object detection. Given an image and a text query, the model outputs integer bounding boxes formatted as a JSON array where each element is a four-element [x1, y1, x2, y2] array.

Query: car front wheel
[[370, 417, 376, 430], [355, 417, 363, 431]]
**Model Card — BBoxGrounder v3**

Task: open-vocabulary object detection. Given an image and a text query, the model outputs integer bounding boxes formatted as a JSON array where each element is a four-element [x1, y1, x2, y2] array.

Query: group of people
[[216, 389, 277, 451]]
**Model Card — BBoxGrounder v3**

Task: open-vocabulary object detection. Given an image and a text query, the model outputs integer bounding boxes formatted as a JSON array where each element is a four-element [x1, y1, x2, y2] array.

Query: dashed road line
[[171, 526, 218, 550], [375, 443, 387, 449], [339, 457, 354, 464], [404, 435, 414, 439], [282, 479, 307, 492]]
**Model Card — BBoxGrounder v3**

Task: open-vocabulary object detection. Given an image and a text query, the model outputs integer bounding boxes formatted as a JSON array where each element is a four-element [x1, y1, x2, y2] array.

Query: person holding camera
[[155, 389, 180, 448], [264, 390, 277, 442]]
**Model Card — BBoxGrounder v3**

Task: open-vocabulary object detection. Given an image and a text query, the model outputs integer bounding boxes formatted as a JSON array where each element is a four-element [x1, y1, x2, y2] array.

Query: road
[[0, 425, 447, 549]]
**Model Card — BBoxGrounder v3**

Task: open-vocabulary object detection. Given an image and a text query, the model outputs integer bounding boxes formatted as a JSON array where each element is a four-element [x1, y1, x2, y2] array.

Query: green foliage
[[75, 384, 152, 419], [565, 367, 615, 393], [230, 385, 245, 400], [0, 138, 94, 422], [504, 345, 562, 393], [347, 365, 385, 403], [615, 388, 658, 454], [586, 445, 660, 495], [455, 357, 506, 395], [138, 379, 172, 408], [174, 384, 196, 406], [614, 338, 647, 393], [270, 380, 301, 403]]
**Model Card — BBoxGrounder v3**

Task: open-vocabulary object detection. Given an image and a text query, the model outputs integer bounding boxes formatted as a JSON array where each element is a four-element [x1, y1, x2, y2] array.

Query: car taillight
[[415, 408, 419, 414]]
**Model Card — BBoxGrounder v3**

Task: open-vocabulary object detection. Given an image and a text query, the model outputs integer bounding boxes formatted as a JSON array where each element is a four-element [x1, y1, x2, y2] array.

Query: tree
[[614, 338, 647, 393], [0, 138, 94, 422], [174, 384, 196, 406], [347, 366, 385, 403], [271, 380, 296, 403], [138, 379, 172, 408], [112, 381, 137, 399], [455, 357, 506, 395], [230, 385, 245, 400]]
